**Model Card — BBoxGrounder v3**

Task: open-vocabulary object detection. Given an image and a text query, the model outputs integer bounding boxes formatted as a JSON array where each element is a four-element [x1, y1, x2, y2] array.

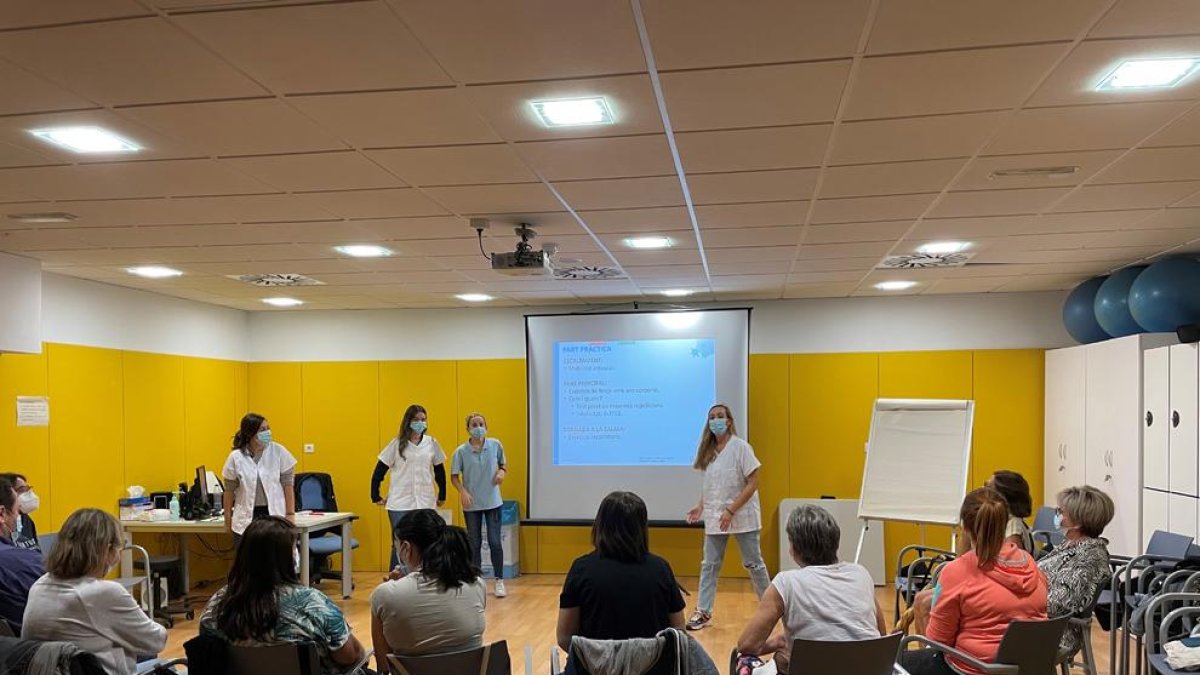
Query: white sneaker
[[494, 580, 507, 598]]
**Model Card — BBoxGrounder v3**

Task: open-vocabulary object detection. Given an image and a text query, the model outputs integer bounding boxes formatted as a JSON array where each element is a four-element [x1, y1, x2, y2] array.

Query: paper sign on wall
[[16, 396, 48, 427]]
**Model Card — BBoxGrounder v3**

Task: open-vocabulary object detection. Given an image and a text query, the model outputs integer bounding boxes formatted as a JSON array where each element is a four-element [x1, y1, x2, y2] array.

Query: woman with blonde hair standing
[[684, 403, 769, 630]]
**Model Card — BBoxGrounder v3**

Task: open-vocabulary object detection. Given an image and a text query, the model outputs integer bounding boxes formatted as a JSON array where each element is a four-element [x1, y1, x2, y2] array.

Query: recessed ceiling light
[[874, 280, 918, 291], [916, 241, 970, 255], [127, 266, 183, 279], [456, 293, 493, 302], [623, 236, 672, 250], [530, 97, 614, 127], [7, 212, 78, 224], [263, 297, 304, 307], [660, 289, 694, 297], [29, 126, 140, 154], [1097, 58, 1200, 90], [334, 244, 392, 258]]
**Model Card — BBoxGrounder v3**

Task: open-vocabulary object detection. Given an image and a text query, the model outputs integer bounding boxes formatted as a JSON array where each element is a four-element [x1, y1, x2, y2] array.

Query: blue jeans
[[464, 506, 504, 579], [697, 530, 770, 613], [387, 509, 412, 571]]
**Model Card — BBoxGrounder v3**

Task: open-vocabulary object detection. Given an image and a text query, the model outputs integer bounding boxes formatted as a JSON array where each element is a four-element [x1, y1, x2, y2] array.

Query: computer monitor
[[195, 465, 208, 502]]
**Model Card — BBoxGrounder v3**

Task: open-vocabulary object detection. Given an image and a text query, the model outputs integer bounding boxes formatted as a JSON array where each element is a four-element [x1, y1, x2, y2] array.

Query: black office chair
[[294, 472, 359, 587]]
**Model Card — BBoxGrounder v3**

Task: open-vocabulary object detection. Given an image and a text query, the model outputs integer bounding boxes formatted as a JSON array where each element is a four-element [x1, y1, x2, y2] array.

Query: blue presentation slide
[[554, 338, 717, 466]]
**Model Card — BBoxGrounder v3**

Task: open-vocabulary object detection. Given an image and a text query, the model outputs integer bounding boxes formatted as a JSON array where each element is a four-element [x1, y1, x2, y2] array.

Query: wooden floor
[[161, 573, 1116, 674]]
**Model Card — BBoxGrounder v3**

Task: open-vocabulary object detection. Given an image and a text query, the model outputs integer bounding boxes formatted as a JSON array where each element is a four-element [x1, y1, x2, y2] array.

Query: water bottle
[[169, 493, 181, 521]]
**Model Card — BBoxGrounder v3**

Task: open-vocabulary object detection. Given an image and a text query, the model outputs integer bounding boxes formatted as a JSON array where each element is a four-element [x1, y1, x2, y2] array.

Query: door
[[1086, 338, 1143, 557], [1170, 344, 1199, 496], [1045, 347, 1087, 503], [1144, 347, 1170, 491], [1144, 488, 1169, 552], [1169, 493, 1199, 541]]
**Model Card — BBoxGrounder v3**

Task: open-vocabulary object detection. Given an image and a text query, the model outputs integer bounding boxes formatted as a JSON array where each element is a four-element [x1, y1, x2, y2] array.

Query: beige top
[[369, 572, 485, 656]]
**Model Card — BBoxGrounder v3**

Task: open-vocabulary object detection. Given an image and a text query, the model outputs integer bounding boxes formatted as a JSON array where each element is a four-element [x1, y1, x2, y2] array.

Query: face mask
[[14, 515, 22, 536], [293, 546, 301, 574], [18, 490, 39, 514], [394, 539, 411, 575], [1053, 512, 1076, 534], [708, 418, 728, 435], [470, 426, 487, 439], [256, 429, 273, 446], [410, 421, 427, 434]]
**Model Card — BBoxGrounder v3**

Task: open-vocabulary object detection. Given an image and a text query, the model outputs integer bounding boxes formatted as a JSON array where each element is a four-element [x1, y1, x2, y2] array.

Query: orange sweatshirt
[[927, 542, 1048, 675]]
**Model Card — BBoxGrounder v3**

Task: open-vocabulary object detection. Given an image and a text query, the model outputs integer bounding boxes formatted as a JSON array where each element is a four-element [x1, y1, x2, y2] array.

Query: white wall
[[42, 274, 249, 361], [0, 251, 42, 354], [247, 291, 1074, 362]]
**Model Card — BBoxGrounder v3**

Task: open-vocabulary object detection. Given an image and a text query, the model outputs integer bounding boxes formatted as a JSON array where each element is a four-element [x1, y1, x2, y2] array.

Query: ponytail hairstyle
[[395, 404, 427, 460], [693, 404, 737, 471], [393, 509, 479, 592], [232, 413, 266, 455], [960, 487, 1010, 566]]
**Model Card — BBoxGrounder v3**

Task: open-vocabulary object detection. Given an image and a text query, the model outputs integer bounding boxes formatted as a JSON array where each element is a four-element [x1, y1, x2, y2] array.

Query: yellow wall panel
[[536, 526, 593, 573], [745, 354, 790, 575], [246, 363, 303, 468], [520, 525, 539, 573], [184, 358, 251, 476], [454, 360, 527, 511], [47, 344, 125, 528], [301, 362, 383, 571], [0, 351, 50, 523], [973, 350, 1045, 511], [122, 352, 186, 493], [789, 354, 879, 501], [649, 528, 707, 577]]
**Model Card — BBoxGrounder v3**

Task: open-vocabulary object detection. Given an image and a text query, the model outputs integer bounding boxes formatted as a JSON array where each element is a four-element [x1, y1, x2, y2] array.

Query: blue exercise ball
[[1063, 276, 1112, 344], [1095, 265, 1148, 337], [1129, 257, 1200, 332]]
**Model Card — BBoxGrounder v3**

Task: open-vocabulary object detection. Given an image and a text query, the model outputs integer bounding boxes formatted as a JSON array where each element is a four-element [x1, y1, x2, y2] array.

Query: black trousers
[[231, 506, 272, 546], [898, 649, 958, 675]]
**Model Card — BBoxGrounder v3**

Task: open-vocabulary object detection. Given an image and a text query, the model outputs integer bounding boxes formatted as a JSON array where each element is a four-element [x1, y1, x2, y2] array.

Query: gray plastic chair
[[388, 641, 510, 675], [730, 634, 902, 675], [229, 643, 321, 675], [903, 616, 1070, 675]]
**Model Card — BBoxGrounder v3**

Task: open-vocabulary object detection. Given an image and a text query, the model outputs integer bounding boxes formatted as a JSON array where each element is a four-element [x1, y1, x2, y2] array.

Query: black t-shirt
[[559, 551, 686, 641]]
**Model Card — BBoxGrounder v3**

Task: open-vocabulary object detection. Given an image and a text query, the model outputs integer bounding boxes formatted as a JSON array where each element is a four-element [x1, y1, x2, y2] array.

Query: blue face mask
[[470, 426, 487, 439], [257, 429, 273, 446], [410, 420, 427, 434], [708, 418, 728, 436]]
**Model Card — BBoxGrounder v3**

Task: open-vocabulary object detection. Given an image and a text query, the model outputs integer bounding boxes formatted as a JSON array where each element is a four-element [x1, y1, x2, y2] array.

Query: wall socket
[[303, 443, 315, 454]]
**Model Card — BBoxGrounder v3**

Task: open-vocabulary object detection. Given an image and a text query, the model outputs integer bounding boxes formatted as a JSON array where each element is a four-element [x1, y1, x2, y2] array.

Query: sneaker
[[494, 580, 507, 598], [685, 610, 711, 631]]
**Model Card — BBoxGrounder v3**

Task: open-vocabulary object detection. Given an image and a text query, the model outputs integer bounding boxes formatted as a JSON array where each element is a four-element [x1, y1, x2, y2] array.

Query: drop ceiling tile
[[420, 183, 561, 214], [986, 102, 1191, 154], [601, 230, 695, 251], [908, 215, 1032, 239], [623, 264, 705, 279], [292, 188, 449, 219], [782, 282, 858, 298], [820, 158, 966, 198], [1093, 146, 1200, 184], [791, 257, 879, 274], [705, 246, 799, 264], [466, 75, 664, 141], [0, 142, 56, 169], [34, 243, 316, 265], [929, 187, 1072, 217], [0, 17, 266, 106], [1095, 227, 1200, 249], [83, 220, 389, 248], [0, 228, 92, 251], [805, 220, 913, 244], [942, 261, 1110, 277], [120, 99, 350, 157], [0, 0, 150, 29], [0, 194, 336, 228], [710, 259, 791, 275], [578, 206, 692, 233], [995, 274, 1091, 292], [911, 211, 1155, 240], [1029, 36, 1200, 107], [290, 89, 500, 148], [516, 135, 674, 181], [615, 249, 702, 266], [1138, 207, 1200, 228], [675, 125, 832, 173], [796, 241, 892, 260], [0, 159, 275, 201], [350, 216, 476, 241], [660, 61, 851, 131], [708, 274, 786, 289], [176, 1, 450, 93], [687, 170, 819, 205], [867, 0, 1107, 54], [223, 152, 405, 192], [1051, 181, 1200, 212], [181, 258, 386, 276], [366, 145, 535, 187], [831, 112, 1006, 165], [703, 226, 801, 248], [1089, 0, 1200, 38], [1172, 190, 1200, 208], [1147, 108, 1200, 148], [846, 44, 1068, 120], [555, 176, 683, 210], [0, 61, 96, 116], [694, 201, 809, 228], [1, 109, 199, 164], [388, 0, 642, 82], [810, 193, 938, 224], [787, 270, 868, 284], [954, 150, 1122, 190], [925, 278, 1008, 294]]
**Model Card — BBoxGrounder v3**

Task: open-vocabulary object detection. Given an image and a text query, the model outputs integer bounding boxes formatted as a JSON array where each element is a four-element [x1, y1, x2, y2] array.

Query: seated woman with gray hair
[[1037, 485, 1114, 659], [736, 504, 885, 674]]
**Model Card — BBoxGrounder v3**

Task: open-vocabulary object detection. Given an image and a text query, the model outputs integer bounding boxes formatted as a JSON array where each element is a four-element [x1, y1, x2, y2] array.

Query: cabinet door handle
[[1147, 411, 1154, 427], [1173, 411, 1181, 428]]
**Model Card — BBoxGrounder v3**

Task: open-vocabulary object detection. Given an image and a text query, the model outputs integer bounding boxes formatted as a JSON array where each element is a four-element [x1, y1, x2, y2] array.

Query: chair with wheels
[[293, 472, 359, 587]]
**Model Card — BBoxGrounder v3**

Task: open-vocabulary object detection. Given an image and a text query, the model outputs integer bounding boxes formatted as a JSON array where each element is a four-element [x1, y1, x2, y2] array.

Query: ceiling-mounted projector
[[473, 220, 552, 276]]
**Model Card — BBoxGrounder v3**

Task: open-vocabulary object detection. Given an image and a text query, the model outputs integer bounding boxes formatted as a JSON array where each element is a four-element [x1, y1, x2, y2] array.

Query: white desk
[[121, 512, 357, 599]]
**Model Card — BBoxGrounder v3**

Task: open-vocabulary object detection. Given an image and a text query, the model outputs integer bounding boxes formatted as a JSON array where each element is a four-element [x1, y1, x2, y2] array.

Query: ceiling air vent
[[554, 265, 627, 280], [877, 253, 974, 269], [229, 273, 324, 287]]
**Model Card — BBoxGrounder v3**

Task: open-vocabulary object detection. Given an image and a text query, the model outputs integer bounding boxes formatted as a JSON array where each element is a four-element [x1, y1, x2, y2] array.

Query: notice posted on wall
[[553, 338, 716, 467], [16, 396, 49, 427]]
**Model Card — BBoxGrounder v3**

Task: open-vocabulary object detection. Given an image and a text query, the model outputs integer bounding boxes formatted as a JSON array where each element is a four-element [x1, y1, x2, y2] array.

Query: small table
[[120, 512, 357, 599]]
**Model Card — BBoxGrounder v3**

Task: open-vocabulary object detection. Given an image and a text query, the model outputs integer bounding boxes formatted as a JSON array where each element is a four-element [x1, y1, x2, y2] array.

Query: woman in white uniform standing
[[371, 404, 446, 574], [222, 413, 297, 543], [684, 404, 769, 630]]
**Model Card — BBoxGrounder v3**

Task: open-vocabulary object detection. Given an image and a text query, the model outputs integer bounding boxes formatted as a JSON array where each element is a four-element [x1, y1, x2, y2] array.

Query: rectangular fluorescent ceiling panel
[[530, 97, 614, 127], [29, 126, 140, 153], [1097, 58, 1200, 89]]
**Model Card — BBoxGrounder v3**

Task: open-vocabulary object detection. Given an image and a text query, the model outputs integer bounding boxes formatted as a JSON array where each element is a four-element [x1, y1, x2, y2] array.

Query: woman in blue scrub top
[[451, 412, 508, 598]]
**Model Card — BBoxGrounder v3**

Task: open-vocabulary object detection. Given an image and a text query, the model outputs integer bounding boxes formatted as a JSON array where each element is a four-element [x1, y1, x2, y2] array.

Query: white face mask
[[18, 490, 39, 514]]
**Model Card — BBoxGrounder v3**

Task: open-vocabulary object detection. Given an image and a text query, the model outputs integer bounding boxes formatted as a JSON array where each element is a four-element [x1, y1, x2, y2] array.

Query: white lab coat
[[221, 442, 297, 535], [701, 435, 762, 535], [378, 435, 445, 511]]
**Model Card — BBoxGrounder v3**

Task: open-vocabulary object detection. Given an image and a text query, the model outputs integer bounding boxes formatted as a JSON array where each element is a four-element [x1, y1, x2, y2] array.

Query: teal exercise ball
[[1063, 276, 1112, 344], [1129, 257, 1200, 332], [1095, 265, 1148, 337]]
